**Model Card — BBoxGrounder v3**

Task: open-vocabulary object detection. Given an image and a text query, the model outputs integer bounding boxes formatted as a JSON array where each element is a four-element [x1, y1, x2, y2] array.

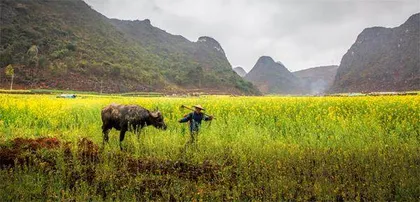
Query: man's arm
[[204, 115, 213, 121], [179, 113, 192, 123]]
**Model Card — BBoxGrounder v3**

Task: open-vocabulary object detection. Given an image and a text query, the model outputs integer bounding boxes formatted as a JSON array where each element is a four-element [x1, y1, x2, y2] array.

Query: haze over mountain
[[330, 13, 420, 93], [293, 65, 338, 94], [0, 0, 259, 95], [233, 67, 246, 77], [245, 56, 302, 94], [245, 56, 338, 95]]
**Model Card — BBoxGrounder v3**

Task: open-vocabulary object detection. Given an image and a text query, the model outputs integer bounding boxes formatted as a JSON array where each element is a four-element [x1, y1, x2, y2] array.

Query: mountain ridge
[[245, 56, 303, 94], [233, 67, 247, 77]]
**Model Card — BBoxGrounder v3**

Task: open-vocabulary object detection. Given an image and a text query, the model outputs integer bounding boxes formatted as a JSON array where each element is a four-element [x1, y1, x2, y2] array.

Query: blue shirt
[[179, 112, 211, 132]]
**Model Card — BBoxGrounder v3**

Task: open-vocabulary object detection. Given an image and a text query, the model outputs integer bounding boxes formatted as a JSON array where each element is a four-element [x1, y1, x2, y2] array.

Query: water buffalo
[[101, 104, 167, 149]]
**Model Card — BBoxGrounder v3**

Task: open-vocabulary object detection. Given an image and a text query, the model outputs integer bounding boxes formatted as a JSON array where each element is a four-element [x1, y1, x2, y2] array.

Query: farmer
[[178, 105, 213, 144]]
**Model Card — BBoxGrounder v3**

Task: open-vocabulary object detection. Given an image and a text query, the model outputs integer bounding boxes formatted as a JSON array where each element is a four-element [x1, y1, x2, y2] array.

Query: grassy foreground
[[0, 94, 419, 201]]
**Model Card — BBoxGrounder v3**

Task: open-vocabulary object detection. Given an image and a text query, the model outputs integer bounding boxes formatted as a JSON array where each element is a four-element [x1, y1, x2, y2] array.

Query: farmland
[[0, 94, 419, 201]]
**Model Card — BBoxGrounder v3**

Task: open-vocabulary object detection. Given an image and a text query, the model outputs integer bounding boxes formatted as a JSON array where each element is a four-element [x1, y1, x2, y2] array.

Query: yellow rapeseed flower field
[[0, 94, 419, 201]]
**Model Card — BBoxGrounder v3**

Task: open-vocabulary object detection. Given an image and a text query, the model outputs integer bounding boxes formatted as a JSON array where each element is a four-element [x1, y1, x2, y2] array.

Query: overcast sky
[[84, 0, 419, 72]]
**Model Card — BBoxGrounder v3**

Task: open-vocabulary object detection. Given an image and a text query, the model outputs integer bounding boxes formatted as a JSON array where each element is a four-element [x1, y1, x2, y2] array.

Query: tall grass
[[0, 94, 419, 200]]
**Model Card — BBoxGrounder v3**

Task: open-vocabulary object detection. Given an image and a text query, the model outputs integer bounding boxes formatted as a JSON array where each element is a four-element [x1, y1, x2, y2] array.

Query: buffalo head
[[149, 110, 167, 130]]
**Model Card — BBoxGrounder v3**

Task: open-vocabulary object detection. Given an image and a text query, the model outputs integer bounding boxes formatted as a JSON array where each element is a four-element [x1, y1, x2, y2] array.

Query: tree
[[5, 64, 14, 90], [26, 45, 39, 79], [27, 45, 39, 57], [27, 45, 39, 67]]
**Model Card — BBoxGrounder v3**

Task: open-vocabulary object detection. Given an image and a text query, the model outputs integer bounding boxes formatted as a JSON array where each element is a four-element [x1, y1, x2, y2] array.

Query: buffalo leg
[[102, 124, 111, 145], [136, 128, 140, 140], [119, 130, 127, 150], [136, 128, 142, 140], [133, 125, 139, 139]]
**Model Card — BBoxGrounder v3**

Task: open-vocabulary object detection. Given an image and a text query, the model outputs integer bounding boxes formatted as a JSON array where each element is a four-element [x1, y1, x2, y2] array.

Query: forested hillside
[[0, 0, 259, 94]]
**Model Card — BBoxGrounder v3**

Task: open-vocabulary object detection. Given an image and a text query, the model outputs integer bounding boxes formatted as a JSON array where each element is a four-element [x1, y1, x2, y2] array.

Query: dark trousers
[[187, 130, 198, 144]]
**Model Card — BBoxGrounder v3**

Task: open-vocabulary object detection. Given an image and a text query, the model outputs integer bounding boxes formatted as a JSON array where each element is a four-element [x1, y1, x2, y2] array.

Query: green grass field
[[0, 94, 419, 201]]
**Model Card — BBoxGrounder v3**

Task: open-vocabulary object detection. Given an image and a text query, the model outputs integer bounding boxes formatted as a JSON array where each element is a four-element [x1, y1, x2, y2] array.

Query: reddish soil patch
[[0, 137, 61, 168], [12, 137, 61, 151], [77, 138, 99, 164], [0, 146, 22, 168]]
